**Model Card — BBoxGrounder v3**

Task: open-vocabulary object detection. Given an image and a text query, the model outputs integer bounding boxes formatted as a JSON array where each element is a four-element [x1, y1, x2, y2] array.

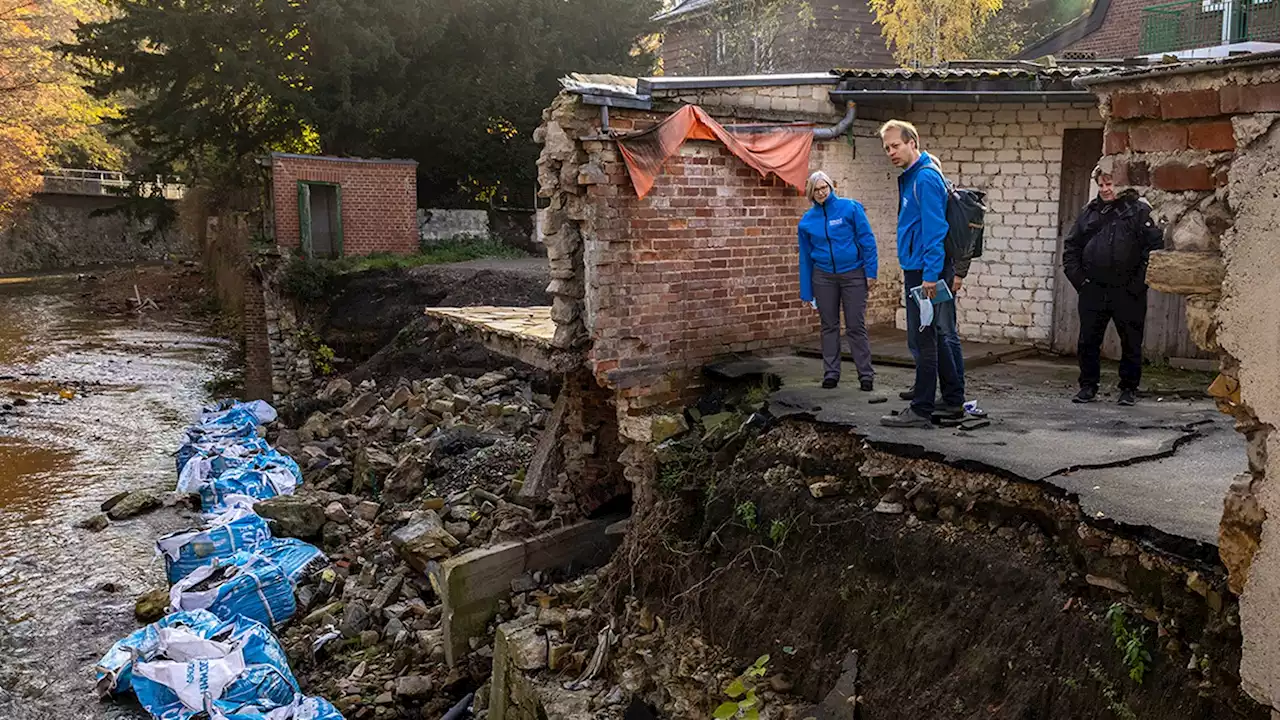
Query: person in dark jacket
[[798, 170, 879, 390], [1062, 167, 1164, 406]]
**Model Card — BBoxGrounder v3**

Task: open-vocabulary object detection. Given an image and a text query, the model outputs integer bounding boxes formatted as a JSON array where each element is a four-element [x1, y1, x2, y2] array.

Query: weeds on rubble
[[735, 501, 758, 531], [1087, 662, 1138, 720], [768, 518, 792, 546], [296, 327, 337, 376], [714, 655, 770, 719], [1105, 603, 1152, 684]]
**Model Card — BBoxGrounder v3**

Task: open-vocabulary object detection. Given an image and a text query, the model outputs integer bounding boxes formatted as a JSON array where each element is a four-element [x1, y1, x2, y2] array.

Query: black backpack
[[920, 166, 987, 273]]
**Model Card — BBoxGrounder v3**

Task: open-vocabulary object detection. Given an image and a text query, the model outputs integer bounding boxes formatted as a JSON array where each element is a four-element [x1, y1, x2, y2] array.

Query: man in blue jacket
[[798, 170, 879, 390], [879, 120, 963, 428]]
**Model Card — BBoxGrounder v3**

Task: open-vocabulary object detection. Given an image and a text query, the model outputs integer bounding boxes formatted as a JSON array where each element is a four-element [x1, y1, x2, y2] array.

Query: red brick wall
[[270, 154, 418, 256], [243, 271, 273, 401], [1060, 0, 1178, 58], [584, 114, 817, 391]]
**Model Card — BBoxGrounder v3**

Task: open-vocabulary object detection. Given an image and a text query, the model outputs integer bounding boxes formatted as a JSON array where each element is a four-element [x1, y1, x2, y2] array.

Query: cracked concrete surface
[[711, 353, 1241, 547]]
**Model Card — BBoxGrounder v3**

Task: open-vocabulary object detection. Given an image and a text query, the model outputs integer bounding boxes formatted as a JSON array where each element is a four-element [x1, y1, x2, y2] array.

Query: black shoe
[[1117, 389, 1137, 406], [932, 403, 964, 420], [898, 384, 915, 400], [880, 407, 933, 428], [822, 378, 838, 389], [860, 378, 874, 392], [1072, 385, 1098, 404]]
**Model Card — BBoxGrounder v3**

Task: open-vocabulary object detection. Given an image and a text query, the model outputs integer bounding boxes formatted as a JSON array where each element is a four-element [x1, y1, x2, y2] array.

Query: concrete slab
[[710, 354, 1240, 547], [794, 325, 1036, 369], [421, 306, 578, 371]]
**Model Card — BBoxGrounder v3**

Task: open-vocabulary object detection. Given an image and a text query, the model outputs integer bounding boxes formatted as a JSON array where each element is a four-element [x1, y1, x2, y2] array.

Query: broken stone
[[390, 511, 460, 571], [135, 588, 169, 623], [76, 514, 109, 532], [548, 643, 574, 670], [1085, 574, 1131, 594], [385, 386, 413, 412], [1146, 250, 1225, 296], [874, 500, 905, 515], [374, 692, 394, 705], [394, 675, 433, 698], [106, 490, 162, 521], [808, 479, 844, 498], [444, 520, 471, 540], [319, 378, 353, 401], [382, 456, 425, 504], [342, 392, 380, 418], [325, 502, 351, 524], [254, 495, 326, 540], [340, 600, 372, 638], [650, 414, 689, 444], [372, 575, 404, 611], [101, 491, 130, 513], [506, 625, 548, 671], [355, 501, 381, 522]]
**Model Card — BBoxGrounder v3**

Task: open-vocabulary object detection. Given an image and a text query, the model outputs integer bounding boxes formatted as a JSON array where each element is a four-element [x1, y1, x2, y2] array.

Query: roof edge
[[270, 152, 419, 166], [1075, 48, 1280, 86]]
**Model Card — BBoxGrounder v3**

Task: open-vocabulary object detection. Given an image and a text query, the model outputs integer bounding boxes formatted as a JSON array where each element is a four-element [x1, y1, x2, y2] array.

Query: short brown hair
[[878, 119, 920, 146]]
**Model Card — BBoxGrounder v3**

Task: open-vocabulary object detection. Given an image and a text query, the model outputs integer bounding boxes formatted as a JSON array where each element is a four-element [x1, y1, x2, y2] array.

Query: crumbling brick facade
[[270, 153, 419, 257], [1084, 57, 1280, 712]]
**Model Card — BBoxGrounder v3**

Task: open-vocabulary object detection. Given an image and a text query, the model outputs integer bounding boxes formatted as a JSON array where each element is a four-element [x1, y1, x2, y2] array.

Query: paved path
[[710, 354, 1239, 547]]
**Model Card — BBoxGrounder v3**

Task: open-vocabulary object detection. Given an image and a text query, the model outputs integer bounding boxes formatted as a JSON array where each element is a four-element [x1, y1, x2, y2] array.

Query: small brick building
[[268, 153, 419, 258]]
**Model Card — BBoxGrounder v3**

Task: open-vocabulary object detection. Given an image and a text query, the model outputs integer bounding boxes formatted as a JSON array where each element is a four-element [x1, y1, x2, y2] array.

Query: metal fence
[[1142, 0, 1280, 54]]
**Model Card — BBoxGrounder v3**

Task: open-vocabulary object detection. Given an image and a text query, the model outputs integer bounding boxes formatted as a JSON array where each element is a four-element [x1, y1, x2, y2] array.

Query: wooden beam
[[519, 391, 568, 499], [427, 516, 623, 666]]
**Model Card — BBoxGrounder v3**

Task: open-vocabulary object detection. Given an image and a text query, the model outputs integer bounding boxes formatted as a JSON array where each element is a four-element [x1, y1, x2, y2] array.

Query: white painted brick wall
[[907, 101, 1103, 344]]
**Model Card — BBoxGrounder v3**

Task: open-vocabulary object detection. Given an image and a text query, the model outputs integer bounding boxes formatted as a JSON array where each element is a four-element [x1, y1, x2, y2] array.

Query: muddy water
[[0, 274, 228, 718]]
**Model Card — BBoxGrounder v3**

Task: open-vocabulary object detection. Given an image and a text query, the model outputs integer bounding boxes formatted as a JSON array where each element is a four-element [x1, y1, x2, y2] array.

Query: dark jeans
[[904, 269, 964, 417], [906, 285, 965, 399], [1077, 282, 1147, 391], [814, 268, 873, 381]]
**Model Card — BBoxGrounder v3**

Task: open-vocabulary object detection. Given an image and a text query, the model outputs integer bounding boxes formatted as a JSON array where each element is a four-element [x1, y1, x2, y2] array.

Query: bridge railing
[[39, 168, 187, 200]]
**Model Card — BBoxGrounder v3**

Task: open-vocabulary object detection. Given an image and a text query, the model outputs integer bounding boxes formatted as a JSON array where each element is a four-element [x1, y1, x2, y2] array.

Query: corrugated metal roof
[[653, 0, 719, 22], [835, 63, 1131, 80]]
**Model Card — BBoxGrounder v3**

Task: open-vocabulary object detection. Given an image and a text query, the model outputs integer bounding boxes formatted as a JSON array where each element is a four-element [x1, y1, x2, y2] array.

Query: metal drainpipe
[[720, 101, 857, 139]]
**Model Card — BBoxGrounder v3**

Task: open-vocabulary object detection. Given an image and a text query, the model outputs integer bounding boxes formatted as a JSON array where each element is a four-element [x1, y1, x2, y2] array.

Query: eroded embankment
[[499, 414, 1264, 720]]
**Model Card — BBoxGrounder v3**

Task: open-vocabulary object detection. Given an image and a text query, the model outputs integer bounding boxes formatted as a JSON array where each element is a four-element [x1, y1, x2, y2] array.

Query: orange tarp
[[615, 105, 814, 199]]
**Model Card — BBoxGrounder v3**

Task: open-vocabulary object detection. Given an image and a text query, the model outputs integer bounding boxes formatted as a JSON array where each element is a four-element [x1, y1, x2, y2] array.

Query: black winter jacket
[[1062, 189, 1164, 290]]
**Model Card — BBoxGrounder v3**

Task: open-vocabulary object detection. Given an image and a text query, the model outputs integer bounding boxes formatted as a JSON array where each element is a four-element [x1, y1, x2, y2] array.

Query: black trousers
[[1077, 282, 1147, 391]]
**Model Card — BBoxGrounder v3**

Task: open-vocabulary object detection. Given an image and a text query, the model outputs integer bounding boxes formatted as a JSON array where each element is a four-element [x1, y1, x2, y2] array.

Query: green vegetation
[[714, 655, 770, 720], [1105, 603, 1153, 684]]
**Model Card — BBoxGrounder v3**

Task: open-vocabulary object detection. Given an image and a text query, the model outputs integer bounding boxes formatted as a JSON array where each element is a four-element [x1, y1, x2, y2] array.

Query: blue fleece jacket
[[896, 153, 949, 283], [796, 192, 878, 303]]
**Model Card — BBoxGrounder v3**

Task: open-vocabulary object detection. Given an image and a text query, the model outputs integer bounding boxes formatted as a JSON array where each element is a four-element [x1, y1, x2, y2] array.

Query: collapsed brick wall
[[1086, 60, 1280, 711], [270, 153, 419, 257], [907, 101, 1105, 343]]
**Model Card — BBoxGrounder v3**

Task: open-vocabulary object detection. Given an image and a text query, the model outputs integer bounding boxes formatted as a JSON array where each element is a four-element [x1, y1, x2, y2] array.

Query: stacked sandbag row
[[96, 399, 343, 720]]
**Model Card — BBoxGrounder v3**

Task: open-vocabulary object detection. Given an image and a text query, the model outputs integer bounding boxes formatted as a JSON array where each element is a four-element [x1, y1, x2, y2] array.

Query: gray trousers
[[814, 267, 874, 381]]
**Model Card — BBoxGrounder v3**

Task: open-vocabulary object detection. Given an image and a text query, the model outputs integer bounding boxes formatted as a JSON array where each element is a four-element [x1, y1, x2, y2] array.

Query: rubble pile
[[260, 368, 587, 719]]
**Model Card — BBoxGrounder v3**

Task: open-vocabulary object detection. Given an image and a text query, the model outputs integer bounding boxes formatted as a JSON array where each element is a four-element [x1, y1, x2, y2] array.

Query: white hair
[[805, 171, 834, 201]]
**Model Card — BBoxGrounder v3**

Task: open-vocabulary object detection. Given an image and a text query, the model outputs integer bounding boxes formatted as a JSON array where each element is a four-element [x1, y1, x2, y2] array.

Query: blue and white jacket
[[896, 152, 950, 283], [796, 192, 878, 303]]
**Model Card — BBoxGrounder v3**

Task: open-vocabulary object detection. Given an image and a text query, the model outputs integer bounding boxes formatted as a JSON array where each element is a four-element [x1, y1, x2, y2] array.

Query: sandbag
[[131, 615, 298, 719], [214, 695, 346, 720], [255, 538, 328, 584], [201, 399, 279, 425], [178, 421, 264, 474], [94, 609, 224, 699], [156, 507, 274, 584], [177, 437, 274, 484], [199, 466, 300, 512], [180, 447, 302, 499], [169, 551, 297, 629]]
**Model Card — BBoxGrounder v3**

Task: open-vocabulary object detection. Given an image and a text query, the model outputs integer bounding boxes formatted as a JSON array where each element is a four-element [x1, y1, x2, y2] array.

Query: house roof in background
[[1015, 0, 1111, 60], [835, 61, 1138, 81]]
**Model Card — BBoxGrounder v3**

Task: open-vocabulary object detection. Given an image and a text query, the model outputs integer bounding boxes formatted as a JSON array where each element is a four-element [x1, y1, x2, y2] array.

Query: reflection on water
[[0, 273, 228, 718]]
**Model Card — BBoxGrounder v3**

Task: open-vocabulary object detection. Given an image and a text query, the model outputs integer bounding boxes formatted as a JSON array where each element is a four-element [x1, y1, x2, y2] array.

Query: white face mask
[[910, 286, 934, 330]]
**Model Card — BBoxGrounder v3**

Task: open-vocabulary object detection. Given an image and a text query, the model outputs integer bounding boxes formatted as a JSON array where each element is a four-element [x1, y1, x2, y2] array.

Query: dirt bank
[[588, 418, 1264, 720]]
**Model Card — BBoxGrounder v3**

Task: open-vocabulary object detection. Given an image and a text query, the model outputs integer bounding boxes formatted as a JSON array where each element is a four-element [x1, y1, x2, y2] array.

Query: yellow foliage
[[0, 0, 119, 223], [869, 0, 1005, 66]]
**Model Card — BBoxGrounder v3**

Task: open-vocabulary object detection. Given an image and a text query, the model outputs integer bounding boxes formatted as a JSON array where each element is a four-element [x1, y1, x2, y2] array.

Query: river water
[[0, 273, 228, 718]]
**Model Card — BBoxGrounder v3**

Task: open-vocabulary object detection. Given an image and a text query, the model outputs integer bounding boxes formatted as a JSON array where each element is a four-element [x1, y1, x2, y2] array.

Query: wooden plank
[[518, 390, 568, 499], [1051, 128, 1102, 355], [428, 517, 622, 666]]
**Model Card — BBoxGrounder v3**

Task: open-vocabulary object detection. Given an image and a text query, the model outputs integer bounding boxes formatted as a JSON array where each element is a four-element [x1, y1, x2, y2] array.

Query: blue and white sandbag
[[169, 551, 297, 629], [200, 399, 278, 426], [130, 615, 299, 720], [177, 437, 274, 484], [94, 609, 224, 699], [198, 465, 300, 512], [178, 421, 265, 474], [212, 695, 346, 720], [156, 507, 274, 584], [254, 538, 327, 584]]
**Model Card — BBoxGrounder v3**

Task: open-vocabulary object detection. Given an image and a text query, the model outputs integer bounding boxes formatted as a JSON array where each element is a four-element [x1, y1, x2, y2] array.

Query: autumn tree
[[0, 0, 118, 223], [869, 0, 1004, 66]]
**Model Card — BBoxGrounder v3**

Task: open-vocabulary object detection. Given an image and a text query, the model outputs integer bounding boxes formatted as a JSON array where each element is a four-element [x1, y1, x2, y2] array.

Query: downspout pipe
[[720, 100, 857, 138], [812, 101, 858, 140]]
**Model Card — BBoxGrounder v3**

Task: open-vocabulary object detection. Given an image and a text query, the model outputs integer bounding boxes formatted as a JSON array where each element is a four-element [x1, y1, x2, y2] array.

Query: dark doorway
[[298, 182, 343, 259]]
